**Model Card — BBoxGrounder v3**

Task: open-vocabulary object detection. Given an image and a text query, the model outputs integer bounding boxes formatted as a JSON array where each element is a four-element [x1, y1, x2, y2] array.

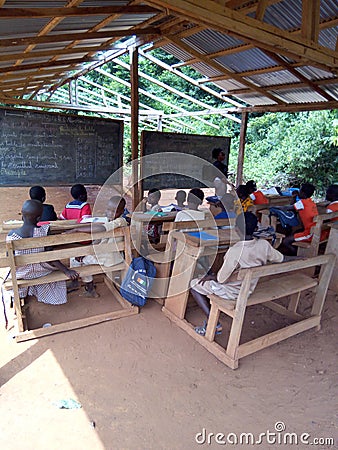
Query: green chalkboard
[[0, 107, 123, 186], [141, 131, 231, 190]]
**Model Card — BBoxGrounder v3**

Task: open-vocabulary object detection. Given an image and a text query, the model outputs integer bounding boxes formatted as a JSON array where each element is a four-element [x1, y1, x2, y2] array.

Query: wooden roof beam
[[0, 6, 159, 18], [163, 34, 284, 104], [301, 0, 320, 43], [148, 0, 337, 71], [0, 28, 161, 49]]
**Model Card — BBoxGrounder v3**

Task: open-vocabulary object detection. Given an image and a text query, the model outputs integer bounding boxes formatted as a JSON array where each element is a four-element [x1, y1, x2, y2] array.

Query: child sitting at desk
[[66, 196, 128, 298], [60, 183, 92, 221], [29, 185, 57, 222], [246, 180, 269, 205], [6, 200, 79, 305], [325, 184, 338, 217], [141, 188, 162, 212], [234, 185, 254, 214], [279, 183, 318, 255], [175, 190, 186, 210], [175, 188, 205, 222], [190, 212, 285, 336]]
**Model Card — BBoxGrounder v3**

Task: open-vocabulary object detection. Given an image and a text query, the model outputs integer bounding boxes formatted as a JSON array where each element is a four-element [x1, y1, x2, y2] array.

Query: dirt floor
[[0, 187, 337, 449], [0, 280, 337, 450]]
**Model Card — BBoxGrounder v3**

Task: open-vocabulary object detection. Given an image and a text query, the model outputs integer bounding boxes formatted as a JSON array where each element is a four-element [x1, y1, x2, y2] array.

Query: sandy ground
[[0, 280, 337, 450], [0, 187, 337, 449]]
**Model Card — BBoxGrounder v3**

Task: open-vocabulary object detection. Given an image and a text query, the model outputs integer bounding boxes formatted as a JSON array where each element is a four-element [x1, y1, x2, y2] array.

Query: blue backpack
[[120, 257, 156, 307], [269, 207, 300, 228]]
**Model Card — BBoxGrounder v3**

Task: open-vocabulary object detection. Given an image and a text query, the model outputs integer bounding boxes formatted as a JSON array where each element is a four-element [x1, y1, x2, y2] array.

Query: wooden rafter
[[301, 0, 320, 42], [147, 0, 337, 72]]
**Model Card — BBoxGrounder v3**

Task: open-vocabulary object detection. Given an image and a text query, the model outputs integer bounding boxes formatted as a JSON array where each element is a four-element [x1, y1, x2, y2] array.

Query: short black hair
[[300, 183, 315, 198], [236, 212, 258, 236], [246, 180, 256, 193], [71, 184, 87, 200], [188, 188, 204, 205], [108, 196, 126, 209], [212, 148, 224, 159], [236, 184, 249, 199], [175, 190, 186, 202], [29, 185, 46, 202], [148, 188, 161, 200], [326, 184, 338, 202]]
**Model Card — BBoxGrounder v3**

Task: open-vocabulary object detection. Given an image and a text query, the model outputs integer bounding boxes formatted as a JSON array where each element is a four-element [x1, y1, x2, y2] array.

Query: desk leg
[[164, 240, 200, 319], [325, 227, 338, 292]]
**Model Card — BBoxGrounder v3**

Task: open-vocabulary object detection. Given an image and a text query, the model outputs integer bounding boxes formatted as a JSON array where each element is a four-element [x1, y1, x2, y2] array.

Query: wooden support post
[[236, 111, 248, 186], [130, 46, 139, 211]]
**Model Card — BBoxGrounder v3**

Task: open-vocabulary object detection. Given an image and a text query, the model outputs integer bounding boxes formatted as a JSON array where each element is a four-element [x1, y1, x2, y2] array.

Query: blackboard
[[0, 107, 123, 186], [141, 131, 230, 190]]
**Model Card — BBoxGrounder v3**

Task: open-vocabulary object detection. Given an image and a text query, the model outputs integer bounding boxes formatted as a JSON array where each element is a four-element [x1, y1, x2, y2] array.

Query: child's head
[[187, 188, 204, 210], [299, 183, 315, 199], [106, 196, 126, 221], [212, 148, 225, 162], [71, 184, 87, 202], [147, 188, 161, 207], [236, 184, 250, 201], [29, 185, 46, 203], [236, 212, 258, 238], [246, 180, 257, 194], [326, 184, 338, 202], [175, 190, 186, 205], [22, 199, 43, 225]]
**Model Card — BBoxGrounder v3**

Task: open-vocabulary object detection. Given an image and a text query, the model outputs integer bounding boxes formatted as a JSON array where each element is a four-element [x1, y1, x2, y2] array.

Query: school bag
[[269, 207, 299, 228], [120, 256, 156, 307]]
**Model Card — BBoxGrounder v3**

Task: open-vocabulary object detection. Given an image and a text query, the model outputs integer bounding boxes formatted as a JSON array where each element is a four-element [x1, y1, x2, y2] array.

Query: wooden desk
[[325, 222, 338, 292], [164, 229, 239, 319], [129, 212, 177, 253]]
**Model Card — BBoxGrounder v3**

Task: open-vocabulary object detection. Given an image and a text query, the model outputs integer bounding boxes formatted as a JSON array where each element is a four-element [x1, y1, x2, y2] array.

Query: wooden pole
[[236, 111, 248, 186], [130, 46, 139, 210]]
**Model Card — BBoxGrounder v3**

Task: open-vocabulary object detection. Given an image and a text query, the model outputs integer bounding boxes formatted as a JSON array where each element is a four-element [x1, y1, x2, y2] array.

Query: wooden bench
[[2, 226, 138, 341], [165, 254, 335, 369], [148, 217, 235, 299], [293, 211, 338, 258]]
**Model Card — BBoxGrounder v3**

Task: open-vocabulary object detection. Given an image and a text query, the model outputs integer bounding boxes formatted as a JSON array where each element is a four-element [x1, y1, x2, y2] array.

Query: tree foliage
[[82, 49, 337, 195]]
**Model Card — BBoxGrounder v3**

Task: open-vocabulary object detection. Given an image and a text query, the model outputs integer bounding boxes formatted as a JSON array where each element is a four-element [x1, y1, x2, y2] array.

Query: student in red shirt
[[246, 180, 269, 205], [280, 183, 318, 255], [325, 184, 338, 217], [60, 184, 92, 221]]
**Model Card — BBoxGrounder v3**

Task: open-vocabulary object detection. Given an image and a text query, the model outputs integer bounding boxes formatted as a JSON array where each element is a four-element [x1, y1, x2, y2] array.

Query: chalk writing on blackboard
[[0, 107, 123, 186]]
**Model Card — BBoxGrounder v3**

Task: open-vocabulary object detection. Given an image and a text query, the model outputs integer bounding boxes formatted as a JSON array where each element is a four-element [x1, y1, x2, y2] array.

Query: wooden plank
[[131, 46, 140, 210], [0, 6, 159, 18], [237, 316, 320, 359], [301, 0, 320, 42], [6, 240, 24, 332], [236, 111, 248, 185], [264, 301, 304, 321], [4, 263, 126, 290], [205, 302, 220, 342], [311, 253, 335, 316], [103, 276, 138, 312], [325, 225, 338, 292], [162, 306, 238, 369], [15, 307, 139, 342], [247, 274, 317, 306]]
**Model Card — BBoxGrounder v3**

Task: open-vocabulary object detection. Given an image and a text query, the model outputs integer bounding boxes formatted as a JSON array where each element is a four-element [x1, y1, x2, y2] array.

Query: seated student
[[60, 184, 92, 221], [175, 188, 205, 222], [190, 212, 286, 336], [141, 188, 162, 212], [6, 200, 78, 305], [29, 185, 57, 222], [325, 184, 338, 217], [279, 183, 318, 255], [141, 188, 162, 244], [66, 196, 128, 298], [234, 185, 254, 214], [246, 180, 269, 205], [175, 190, 187, 210], [208, 193, 236, 220]]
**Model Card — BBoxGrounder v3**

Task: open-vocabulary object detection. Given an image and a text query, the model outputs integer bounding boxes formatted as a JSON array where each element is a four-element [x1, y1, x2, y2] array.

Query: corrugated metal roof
[[0, 0, 336, 111], [182, 29, 243, 55], [245, 70, 300, 87], [272, 88, 328, 103], [215, 48, 277, 73]]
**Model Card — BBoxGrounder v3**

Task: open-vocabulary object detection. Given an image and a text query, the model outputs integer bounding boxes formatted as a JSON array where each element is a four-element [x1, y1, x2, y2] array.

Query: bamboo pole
[[130, 46, 139, 210], [236, 111, 248, 186]]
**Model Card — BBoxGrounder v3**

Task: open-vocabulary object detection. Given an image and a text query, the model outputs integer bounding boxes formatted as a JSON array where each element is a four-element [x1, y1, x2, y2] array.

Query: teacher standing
[[212, 148, 228, 177]]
